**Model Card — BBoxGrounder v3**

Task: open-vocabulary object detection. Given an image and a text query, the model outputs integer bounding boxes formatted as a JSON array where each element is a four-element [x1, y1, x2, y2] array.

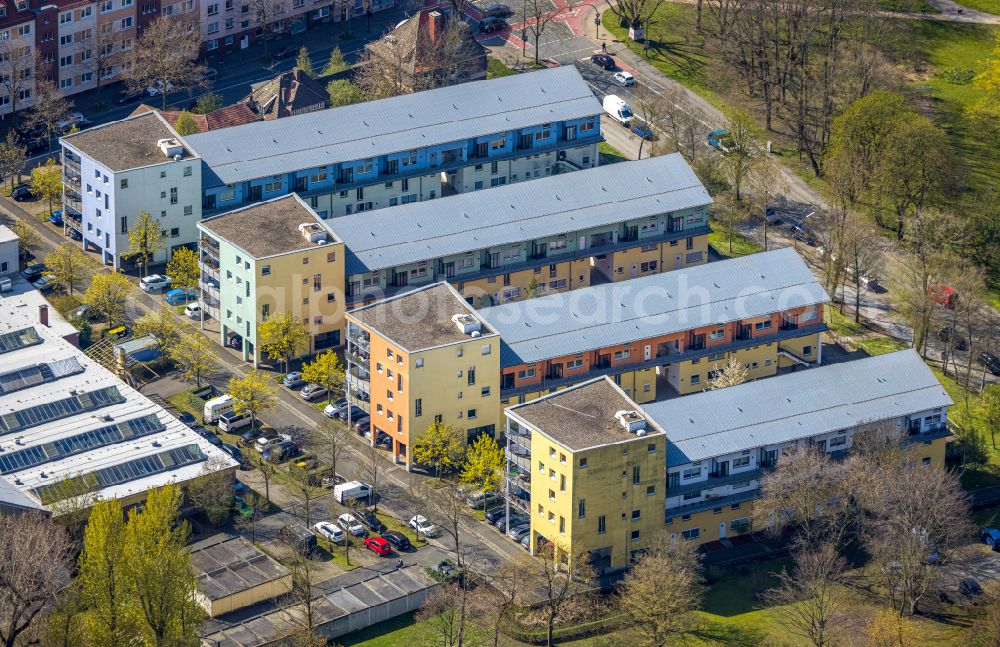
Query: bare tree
[[234, 490, 266, 544], [407, 482, 469, 568], [523, 0, 560, 65], [81, 27, 122, 105], [523, 542, 596, 647], [310, 418, 350, 482], [841, 213, 885, 323], [250, 0, 283, 62], [25, 80, 71, 154], [246, 450, 278, 505], [281, 551, 324, 641], [0, 512, 73, 647], [707, 355, 750, 390], [745, 155, 785, 251], [0, 36, 40, 126], [652, 86, 708, 166], [617, 533, 704, 646], [122, 16, 205, 109], [721, 109, 764, 202], [416, 583, 471, 647], [362, 442, 385, 514], [470, 560, 523, 647], [286, 467, 320, 527], [765, 543, 847, 647], [630, 83, 668, 160], [355, 29, 412, 100], [606, 0, 668, 32]]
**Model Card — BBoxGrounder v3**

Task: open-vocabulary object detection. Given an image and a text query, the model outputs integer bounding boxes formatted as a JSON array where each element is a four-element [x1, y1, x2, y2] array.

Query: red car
[[364, 536, 392, 556], [929, 285, 959, 310]]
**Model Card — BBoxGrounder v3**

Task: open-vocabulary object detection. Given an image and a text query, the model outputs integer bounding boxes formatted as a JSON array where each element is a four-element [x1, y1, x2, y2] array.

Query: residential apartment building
[[197, 194, 345, 364], [345, 283, 501, 469], [60, 111, 201, 268], [501, 350, 952, 572], [333, 154, 711, 308], [480, 247, 828, 411], [504, 378, 667, 573], [0, 291, 237, 515], [0, 12, 37, 119]]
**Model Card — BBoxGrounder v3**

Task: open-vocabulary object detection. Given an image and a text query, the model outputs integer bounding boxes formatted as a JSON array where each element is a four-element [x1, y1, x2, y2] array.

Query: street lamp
[[594, 13, 600, 38], [364, 0, 371, 32]]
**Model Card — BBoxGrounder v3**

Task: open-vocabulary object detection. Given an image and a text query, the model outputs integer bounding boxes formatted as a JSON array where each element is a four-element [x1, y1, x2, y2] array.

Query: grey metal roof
[[185, 66, 601, 186], [644, 349, 953, 467], [477, 248, 829, 367], [331, 154, 710, 275]]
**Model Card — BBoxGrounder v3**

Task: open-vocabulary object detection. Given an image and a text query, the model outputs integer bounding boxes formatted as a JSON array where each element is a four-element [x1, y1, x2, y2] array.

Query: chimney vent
[[615, 410, 647, 434], [157, 138, 184, 158], [428, 10, 443, 43], [38, 304, 49, 327], [298, 222, 328, 243], [452, 313, 481, 335]]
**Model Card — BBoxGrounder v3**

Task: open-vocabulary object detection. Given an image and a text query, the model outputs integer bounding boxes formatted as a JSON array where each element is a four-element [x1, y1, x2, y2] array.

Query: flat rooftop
[[508, 377, 666, 452], [478, 248, 829, 367], [185, 66, 601, 186], [61, 111, 190, 172], [348, 282, 496, 352], [0, 296, 237, 511], [332, 154, 711, 275], [198, 195, 334, 259], [0, 224, 16, 245], [642, 349, 953, 467], [191, 535, 290, 602]]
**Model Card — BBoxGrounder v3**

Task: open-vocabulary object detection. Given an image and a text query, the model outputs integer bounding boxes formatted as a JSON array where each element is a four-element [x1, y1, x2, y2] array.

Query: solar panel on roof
[[0, 386, 125, 435], [0, 358, 84, 396], [33, 443, 207, 504], [0, 414, 166, 475], [0, 327, 42, 355]]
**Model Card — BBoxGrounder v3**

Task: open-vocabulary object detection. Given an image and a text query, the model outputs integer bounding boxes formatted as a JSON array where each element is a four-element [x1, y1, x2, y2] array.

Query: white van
[[602, 94, 634, 127], [218, 411, 252, 433], [334, 480, 372, 504], [203, 394, 234, 424]]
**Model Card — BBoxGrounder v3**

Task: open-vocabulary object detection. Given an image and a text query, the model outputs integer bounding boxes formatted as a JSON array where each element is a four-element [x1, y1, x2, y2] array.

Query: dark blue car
[[49, 211, 63, 226], [981, 528, 1000, 550]]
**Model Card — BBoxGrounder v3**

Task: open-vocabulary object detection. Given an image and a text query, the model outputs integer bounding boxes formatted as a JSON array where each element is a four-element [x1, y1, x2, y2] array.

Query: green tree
[[133, 307, 180, 355], [123, 211, 166, 277], [979, 385, 1000, 450], [459, 434, 505, 494], [321, 47, 348, 75], [192, 93, 223, 115], [170, 332, 219, 388], [123, 484, 204, 645], [972, 32, 1000, 122], [228, 369, 277, 432], [82, 272, 132, 327], [173, 111, 198, 135], [44, 244, 90, 295], [413, 421, 465, 478], [187, 457, 236, 527], [165, 246, 199, 294], [258, 311, 308, 373], [300, 350, 344, 402], [30, 158, 62, 216], [326, 79, 364, 107], [10, 219, 41, 259], [79, 499, 137, 647], [295, 46, 315, 78]]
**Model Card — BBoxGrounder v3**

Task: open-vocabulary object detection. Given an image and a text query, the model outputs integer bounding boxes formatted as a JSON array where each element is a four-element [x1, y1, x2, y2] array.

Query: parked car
[[520, 533, 531, 549], [185, 303, 202, 319], [466, 491, 500, 509], [263, 440, 299, 462], [790, 224, 816, 246], [381, 530, 411, 551], [300, 383, 329, 401], [70, 303, 97, 321], [495, 514, 527, 532], [482, 1, 512, 16], [201, 67, 219, 80], [140, 274, 172, 292], [227, 333, 243, 349], [337, 405, 367, 421], [11, 184, 36, 201], [706, 128, 733, 153], [271, 45, 297, 60], [591, 53, 615, 70], [613, 71, 635, 86], [239, 428, 267, 446], [960, 577, 984, 598], [68, 228, 82, 241], [195, 427, 223, 447], [364, 536, 393, 556], [49, 211, 63, 226], [21, 263, 46, 280], [937, 327, 969, 351], [32, 275, 56, 293], [178, 412, 197, 426], [507, 523, 531, 542], [56, 112, 90, 133], [279, 523, 316, 556], [353, 417, 371, 434], [220, 443, 248, 468], [313, 521, 346, 544], [163, 288, 194, 305], [929, 284, 959, 309], [254, 433, 292, 453], [484, 507, 506, 525], [233, 495, 254, 517], [981, 527, 1000, 550], [479, 16, 506, 32], [409, 515, 439, 537], [978, 352, 1000, 376], [356, 509, 382, 532], [146, 80, 174, 96], [115, 90, 146, 105], [283, 372, 306, 389], [338, 513, 366, 536], [323, 398, 349, 418]]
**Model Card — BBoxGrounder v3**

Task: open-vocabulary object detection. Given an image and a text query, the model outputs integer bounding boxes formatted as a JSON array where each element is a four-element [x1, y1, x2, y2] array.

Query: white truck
[[203, 394, 234, 424], [334, 480, 372, 504]]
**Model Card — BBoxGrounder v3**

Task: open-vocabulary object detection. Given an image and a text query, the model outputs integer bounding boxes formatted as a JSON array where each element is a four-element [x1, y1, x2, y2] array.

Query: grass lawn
[[315, 536, 361, 571], [486, 56, 517, 79], [46, 292, 82, 318], [598, 141, 628, 165], [707, 219, 763, 258], [950, 0, 1000, 15]]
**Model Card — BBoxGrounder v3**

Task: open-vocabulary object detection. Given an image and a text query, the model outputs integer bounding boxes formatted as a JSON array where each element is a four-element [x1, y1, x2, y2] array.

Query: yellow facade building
[[345, 283, 501, 468]]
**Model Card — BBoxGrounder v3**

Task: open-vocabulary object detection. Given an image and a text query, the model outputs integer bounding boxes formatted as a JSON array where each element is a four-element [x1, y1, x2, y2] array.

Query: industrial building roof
[[185, 66, 601, 185], [191, 535, 291, 602], [643, 349, 953, 467], [332, 154, 711, 275], [61, 112, 191, 172], [347, 282, 497, 352], [198, 194, 335, 259], [0, 296, 237, 512], [477, 248, 829, 367], [507, 377, 665, 452]]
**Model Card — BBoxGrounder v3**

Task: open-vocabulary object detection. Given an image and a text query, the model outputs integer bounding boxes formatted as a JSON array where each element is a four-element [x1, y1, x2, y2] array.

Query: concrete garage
[[200, 565, 439, 646], [192, 535, 293, 618]]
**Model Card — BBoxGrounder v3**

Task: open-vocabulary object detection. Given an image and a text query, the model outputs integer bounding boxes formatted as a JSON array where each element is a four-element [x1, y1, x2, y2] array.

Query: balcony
[[62, 158, 81, 180], [201, 238, 220, 259], [63, 195, 82, 215]]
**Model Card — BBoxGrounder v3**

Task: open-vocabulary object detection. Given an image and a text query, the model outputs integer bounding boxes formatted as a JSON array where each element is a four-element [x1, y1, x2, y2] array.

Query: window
[[632, 466, 640, 484], [60, 55, 72, 68], [754, 320, 773, 331], [467, 409, 476, 419], [640, 260, 658, 272], [183, 205, 193, 216], [170, 228, 179, 238], [829, 435, 847, 447], [690, 374, 701, 385], [517, 368, 535, 380], [559, 474, 565, 492], [120, 16, 133, 29], [566, 358, 583, 370], [708, 328, 725, 341], [169, 187, 177, 204], [630, 530, 640, 541], [614, 349, 630, 360], [415, 399, 422, 417], [577, 498, 586, 519], [415, 358, 424, 368], [579, 457, 588, 468], [60, 10, 73, 23], [646, 485, 655, 496], [803, 345, 813, 355], [682, 528, 700, 540], [682, 467, 700, 480], [597, 515, 606, 534]]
